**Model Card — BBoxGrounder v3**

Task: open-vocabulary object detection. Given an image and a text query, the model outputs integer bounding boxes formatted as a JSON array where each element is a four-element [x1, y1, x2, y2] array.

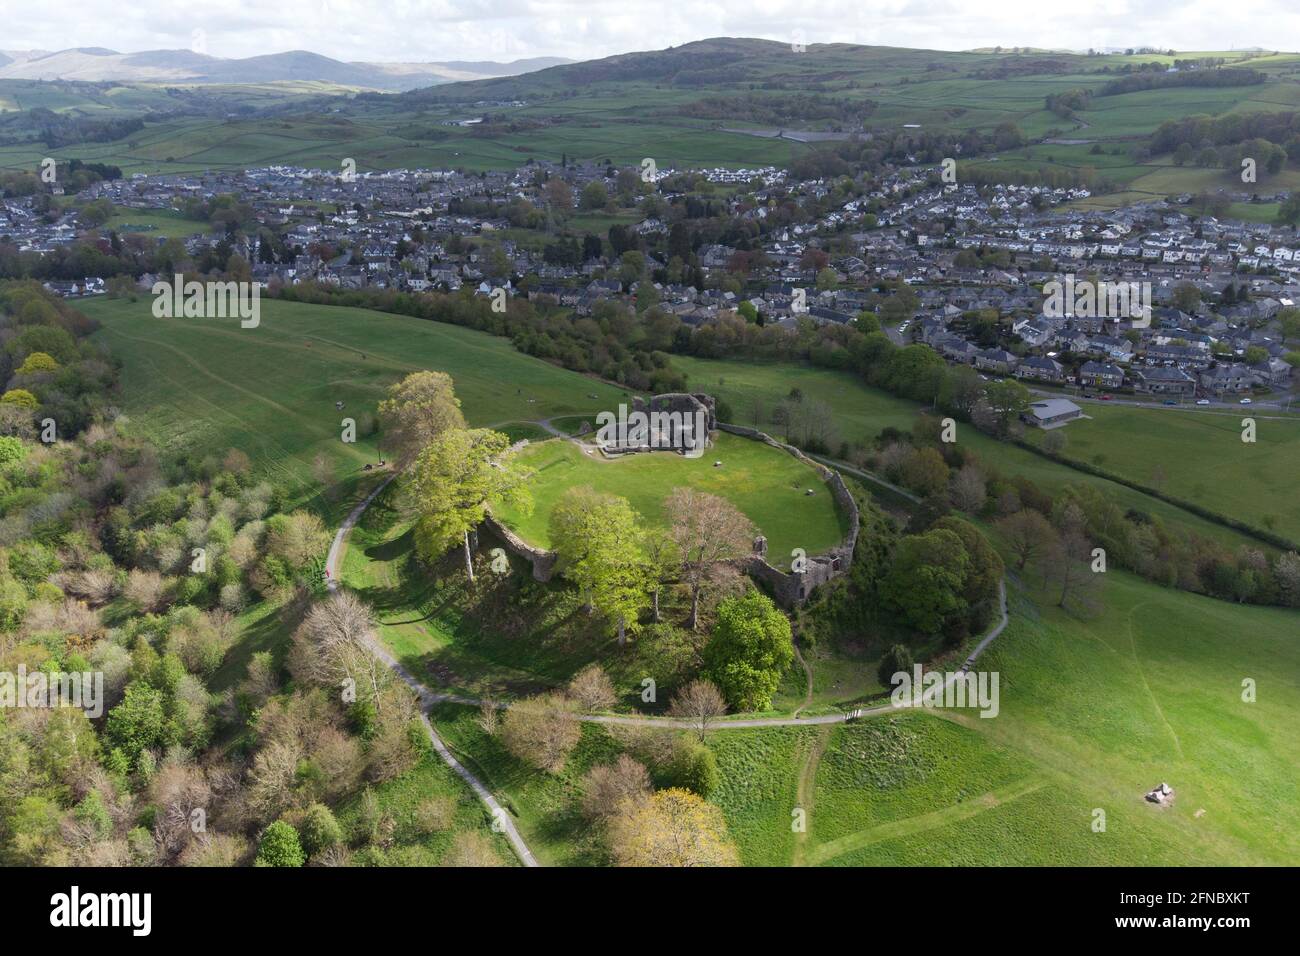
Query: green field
[[366, 561, 1300, 866], [81, 296, 629, 499], [7, 44, 1300, 180], [676, 355, 1287, 552], [492, 433, 848, 568], [1022, 403, 1300, 544]]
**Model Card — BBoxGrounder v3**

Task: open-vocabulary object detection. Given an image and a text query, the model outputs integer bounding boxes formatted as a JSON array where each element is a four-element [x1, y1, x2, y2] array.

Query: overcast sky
[[3, 0, 1295, 63]]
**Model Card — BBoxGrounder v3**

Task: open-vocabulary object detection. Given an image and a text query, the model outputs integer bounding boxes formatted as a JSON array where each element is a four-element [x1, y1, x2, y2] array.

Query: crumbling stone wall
[[718, 423, 859, 607], [482, 514, 557, 582], [481, 421, 858, 606]]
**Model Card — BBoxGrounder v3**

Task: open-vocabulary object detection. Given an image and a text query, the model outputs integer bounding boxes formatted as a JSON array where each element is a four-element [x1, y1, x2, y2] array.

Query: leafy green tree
[[933, 515, 1004, 630], [298, 804, 343, 856], [983, 379, 1030, 437], [105, 682, 168, 769], [376, 370, 466, 467], [0, 389, 38, 410], [663, 737, 719, 797], [877, 643, 914, 688], [408, 428, 532, 582], [880, 529, 970, 634], [703, 591, 793, 711], [579, 180, 609, 210], [256, 820, 305, 867], [550, 487, 651, 643]]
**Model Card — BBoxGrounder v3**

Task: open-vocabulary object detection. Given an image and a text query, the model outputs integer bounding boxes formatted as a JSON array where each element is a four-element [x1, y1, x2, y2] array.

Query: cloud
[[2, 0, 1293, 62]]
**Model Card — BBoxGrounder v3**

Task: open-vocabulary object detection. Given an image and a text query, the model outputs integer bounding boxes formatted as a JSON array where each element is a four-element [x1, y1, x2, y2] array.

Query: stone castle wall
[[717, 423, 859, 607], [481, 418, 859, 608]]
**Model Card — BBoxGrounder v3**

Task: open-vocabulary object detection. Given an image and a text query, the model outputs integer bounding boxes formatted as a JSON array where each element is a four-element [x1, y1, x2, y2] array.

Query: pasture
[[80, 296, 627, 500]]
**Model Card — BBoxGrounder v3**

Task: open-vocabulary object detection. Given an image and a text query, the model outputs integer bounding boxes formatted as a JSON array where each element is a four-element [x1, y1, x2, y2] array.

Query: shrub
[[298, 804, 343, 856], [662, 737, 720, 797], [256, 820, 305, 867]]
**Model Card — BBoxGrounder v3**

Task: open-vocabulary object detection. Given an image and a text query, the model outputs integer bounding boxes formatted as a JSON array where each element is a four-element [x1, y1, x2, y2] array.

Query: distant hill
[[0, 48, 571, 90]]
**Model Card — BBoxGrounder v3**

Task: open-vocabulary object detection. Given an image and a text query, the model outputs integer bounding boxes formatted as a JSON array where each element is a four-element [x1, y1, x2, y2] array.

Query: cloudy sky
[[4, 0, 1295, 63]]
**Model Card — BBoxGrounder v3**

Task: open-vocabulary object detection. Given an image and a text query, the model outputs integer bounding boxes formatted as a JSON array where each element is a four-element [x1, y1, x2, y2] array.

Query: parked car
[[1163, 399, 1178, 406], [1240, 397, 1253, 405], [1100, 393, 1113, 401], [1196, 398, 1211, 405]]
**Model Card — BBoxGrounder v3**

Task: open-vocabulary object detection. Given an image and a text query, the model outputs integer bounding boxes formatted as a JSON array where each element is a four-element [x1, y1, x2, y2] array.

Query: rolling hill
[[0, 47, 571, 91]]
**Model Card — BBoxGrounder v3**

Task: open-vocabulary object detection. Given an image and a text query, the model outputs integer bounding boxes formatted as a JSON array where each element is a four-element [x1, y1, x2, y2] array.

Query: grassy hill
[[383, 560, 1300, 866], [7, 40, 1300, 178], [80, 295, 628, 498], [492, 433, 848, 569]]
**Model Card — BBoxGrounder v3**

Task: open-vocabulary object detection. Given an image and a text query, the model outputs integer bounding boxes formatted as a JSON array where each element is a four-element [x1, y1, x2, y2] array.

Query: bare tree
[[668, 680, 726, 740], [665, 489, 755, 630], [1048, 529, 1103, 615], [580, 755, 652, 822], [477, 697, 500, 736], [567, 664, 617, 712], [500, 692, 582, 773], [293, 591, 386, 710], [949, 464, 987, 513], [997, 509, 1058, 572]]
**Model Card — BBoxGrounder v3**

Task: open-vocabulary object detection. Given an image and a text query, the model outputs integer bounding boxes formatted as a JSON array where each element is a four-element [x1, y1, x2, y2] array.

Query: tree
[[703, 591, 793, 711], [299, 804, 343, 856], [105, 682, 167, 769], [568, 664, 617, 711], [293, 591, 385, 707], [982, 379, 1030, 437], [500, 692, 581, 773], [933, 515, 1004, 629], [880, 529, 970, 634], [1048, 528, 1102, 615], [0, 389, 38, 410], [256, 821, 305, 867], [663, 737, 719, 796], [877, 643, 914, 688], [1172, 282, 1202, 313], [642, 532, 677, 623], [376, 371, 466, 467], [543, 178, 573, 214], [997, 508, 1058, 571], [607, 789, 739, 867], [408, 428, 532, 582], [901, 446, 950, 497], [949, 464, 987, 513], [579, 180, 609, 210], [265, 511, 330, 570], [665, 489, 756, 630], [580, 755, 651, 821], [550, 487, 650, 643], [667, 679, 726, 739], [16, 351, 58, 375]]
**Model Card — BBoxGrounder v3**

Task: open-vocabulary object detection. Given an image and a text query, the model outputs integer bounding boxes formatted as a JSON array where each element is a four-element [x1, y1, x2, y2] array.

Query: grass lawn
[[493, 433, 849, 569], [81, 296, 627, 504]]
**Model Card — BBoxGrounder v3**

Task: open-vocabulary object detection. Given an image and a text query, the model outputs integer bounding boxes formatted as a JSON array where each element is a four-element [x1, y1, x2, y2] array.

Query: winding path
[[326, 474, 540, 868], [324, 453, 1012, 867]]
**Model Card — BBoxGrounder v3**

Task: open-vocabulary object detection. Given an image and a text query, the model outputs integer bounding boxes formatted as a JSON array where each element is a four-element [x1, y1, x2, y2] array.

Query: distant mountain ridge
[[0, 47, 571, 90]]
